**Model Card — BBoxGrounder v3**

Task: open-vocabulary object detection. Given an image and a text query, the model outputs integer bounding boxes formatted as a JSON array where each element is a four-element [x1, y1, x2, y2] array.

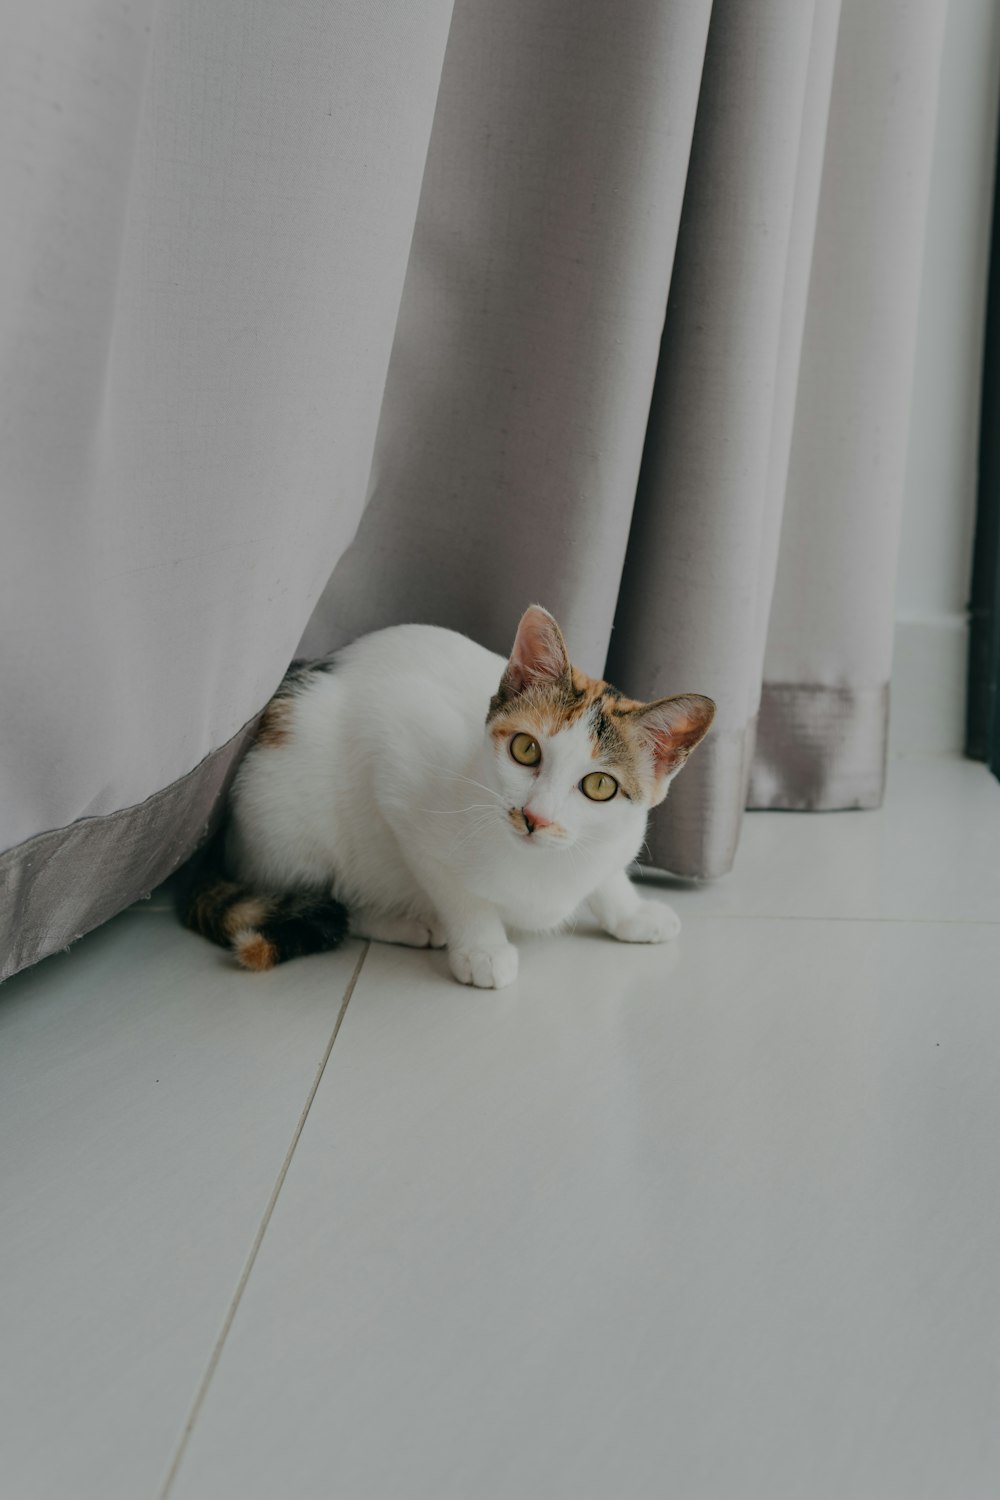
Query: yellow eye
[[509, 732, 542, 766], [581, 771, 618, 802]]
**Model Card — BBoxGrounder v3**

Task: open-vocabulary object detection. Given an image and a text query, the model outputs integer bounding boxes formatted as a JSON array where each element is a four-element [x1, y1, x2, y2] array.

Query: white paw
[[394, 918, 437, 948], [608, 901, 681, 944], [355, 914, 446, 948], [449, 942, 519, 990]]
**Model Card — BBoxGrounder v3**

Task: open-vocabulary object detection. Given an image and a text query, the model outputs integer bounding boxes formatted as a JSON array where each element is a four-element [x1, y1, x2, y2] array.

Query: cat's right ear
[[500, 605, 571, 696]]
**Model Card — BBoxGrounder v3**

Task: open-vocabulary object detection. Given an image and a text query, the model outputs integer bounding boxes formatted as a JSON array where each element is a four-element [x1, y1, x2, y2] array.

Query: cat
[[182, 606, 715, 989]]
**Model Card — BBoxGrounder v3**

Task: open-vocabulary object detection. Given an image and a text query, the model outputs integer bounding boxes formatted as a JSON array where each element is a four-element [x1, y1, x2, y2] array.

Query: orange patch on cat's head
[[488, 606, 716, 804], [490, 685, 647, 799], [488, 685, 581, 747]]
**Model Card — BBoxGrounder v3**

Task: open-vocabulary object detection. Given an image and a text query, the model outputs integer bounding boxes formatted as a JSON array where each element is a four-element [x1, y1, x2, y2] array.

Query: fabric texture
[[2, 0, 946, 976], [0, 718, 258, 984]]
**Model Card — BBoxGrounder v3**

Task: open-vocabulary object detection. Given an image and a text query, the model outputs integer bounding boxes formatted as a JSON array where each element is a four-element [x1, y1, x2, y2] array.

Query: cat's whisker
[[447, 809, 500, 858], [450, 830, 494, 861], [423, 803, 501, 816], [440, 786, 503, 810], [412, 761, 506, 803]]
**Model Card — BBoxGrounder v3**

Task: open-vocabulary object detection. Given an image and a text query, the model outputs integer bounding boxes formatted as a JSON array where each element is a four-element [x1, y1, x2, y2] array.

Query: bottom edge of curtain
[[747, 681, 889, 812], [640, 682, 889, 879], [0, 715, 262, 983]]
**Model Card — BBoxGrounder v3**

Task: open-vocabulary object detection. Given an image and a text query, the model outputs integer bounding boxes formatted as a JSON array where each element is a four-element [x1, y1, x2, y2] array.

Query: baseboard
[[890, 613, 969, 754]]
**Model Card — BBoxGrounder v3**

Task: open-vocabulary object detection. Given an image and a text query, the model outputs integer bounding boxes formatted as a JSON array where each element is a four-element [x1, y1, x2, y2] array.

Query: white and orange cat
[[183, 606, 714, 989]]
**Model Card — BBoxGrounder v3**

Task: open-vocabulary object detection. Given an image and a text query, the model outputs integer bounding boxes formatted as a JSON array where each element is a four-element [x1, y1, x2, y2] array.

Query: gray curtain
[[1, 0, 946, 980]]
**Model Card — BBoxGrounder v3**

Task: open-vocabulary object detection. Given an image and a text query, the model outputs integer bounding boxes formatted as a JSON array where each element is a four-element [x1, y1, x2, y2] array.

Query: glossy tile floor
[[2, 752, 999, 1500]]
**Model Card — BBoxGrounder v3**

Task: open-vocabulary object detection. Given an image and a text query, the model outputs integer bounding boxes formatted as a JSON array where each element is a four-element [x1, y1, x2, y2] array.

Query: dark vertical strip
[[967, 110, 1000, 779]]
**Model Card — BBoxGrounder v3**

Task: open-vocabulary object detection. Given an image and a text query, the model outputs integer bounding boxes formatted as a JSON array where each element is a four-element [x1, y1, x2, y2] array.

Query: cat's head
[[485, 605, 715, 850]]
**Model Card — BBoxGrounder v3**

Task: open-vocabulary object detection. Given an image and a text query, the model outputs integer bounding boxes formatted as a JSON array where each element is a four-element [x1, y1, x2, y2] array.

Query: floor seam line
[[157, 941, 370, 1499], [667, 914, 1000, 926]]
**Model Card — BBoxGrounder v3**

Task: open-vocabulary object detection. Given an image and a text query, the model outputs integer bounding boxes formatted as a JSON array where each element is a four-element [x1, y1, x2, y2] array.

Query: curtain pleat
[[1, 0, 455, 853], [750, 1, 948, 810], [301, 0, 716, 671], [1, 0, 951, 975], [608, 0, 828, 876]]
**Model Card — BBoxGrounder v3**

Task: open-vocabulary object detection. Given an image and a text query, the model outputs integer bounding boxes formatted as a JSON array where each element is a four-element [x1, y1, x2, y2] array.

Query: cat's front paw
[[449, 942, 519, 990], [608, 900, 681, 944]]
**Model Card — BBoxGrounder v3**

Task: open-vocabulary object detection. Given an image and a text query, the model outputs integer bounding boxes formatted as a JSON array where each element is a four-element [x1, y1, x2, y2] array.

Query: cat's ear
[[501, 605, 571, 695], [631, 694, 716, 783]]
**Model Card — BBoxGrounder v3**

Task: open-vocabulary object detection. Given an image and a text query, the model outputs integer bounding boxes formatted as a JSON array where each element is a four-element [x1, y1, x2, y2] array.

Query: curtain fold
[[615, 0, 946, 869], [301, 0, 717, 669], [1, 0, 949, 977], [750, 1, 948, 811], [1, 0, 456, 851], [608, 0, 836, 876]]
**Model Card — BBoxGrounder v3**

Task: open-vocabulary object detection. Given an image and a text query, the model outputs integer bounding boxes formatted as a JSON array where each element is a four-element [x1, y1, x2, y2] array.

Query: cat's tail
[[177, 838, 349, 971]]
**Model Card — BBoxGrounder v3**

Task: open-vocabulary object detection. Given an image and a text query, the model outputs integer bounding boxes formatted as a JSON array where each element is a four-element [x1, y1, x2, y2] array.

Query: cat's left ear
[[501, 605, 572, 696], [631, 694, 716, 787]]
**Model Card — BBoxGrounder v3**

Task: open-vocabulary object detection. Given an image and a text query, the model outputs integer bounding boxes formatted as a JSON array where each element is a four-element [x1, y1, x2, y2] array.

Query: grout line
[[666, 913, 1000, 926], [157, 942, 371, 1499]]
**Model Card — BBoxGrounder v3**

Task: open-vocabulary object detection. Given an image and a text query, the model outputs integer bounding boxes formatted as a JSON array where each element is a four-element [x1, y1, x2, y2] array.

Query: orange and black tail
[[178, 840, 349, 971]]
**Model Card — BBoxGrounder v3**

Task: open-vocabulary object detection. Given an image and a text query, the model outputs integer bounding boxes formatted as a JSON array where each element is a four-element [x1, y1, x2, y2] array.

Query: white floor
[[2, 753, 999, 1500]]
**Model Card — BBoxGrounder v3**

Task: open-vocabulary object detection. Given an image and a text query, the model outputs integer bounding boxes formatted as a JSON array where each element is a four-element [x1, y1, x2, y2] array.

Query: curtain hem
[[746, 681, 889, 811], [0, 715, 261, 983], [640, 681, 889, 878]]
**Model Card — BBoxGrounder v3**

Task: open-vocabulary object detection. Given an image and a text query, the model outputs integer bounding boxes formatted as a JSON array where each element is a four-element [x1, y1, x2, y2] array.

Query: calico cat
[[182, 606, 714, 989]]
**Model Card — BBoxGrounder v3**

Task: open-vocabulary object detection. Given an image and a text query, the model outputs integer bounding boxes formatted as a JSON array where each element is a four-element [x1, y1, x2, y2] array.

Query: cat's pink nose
[[522, 807, 552, 834]]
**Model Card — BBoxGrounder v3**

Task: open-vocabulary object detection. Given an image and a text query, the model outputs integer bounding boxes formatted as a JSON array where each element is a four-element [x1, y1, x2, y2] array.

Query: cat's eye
[[509, 732, 542, 766], [580, 771, 618, 802]]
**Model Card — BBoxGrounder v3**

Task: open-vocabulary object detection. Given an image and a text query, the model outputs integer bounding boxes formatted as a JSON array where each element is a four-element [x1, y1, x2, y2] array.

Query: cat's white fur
[[226, 614, 699, 989]]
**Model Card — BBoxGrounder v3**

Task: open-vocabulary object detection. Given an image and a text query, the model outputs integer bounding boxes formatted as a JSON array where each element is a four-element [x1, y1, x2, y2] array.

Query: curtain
[[0, 0, 946, 980]]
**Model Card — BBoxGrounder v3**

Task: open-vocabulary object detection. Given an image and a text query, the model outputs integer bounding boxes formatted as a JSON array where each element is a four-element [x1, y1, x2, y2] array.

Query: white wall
[[892, 0, 1000, 752]]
